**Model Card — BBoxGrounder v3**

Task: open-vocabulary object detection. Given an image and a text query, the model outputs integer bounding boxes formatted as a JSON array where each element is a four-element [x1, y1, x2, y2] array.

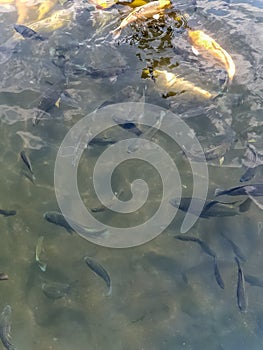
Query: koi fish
[[111, 0, 171, 39], [188, 29, 235, 81], [29, 8, 73, 32], [153, 69, 213, 98], [37, 0, 58, 20]]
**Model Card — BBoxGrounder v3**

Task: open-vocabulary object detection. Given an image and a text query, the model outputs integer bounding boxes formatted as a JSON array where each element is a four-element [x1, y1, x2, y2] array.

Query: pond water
[[0, 0, 262, 349]]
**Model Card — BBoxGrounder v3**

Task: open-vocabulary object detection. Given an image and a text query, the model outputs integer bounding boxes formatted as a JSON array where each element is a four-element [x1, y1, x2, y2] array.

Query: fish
[[14, 24, 46, 41], [15, 0, 30, 24], [20, 150, 33, 175], [235, 257, 247, 312], [170, 197, 242, 218], [0, 209, 16, 217], [238, 197, 252, 213], [0, 0, 15, 4], [0, 273, 8, 281], [113, 116, 143, 136], [33, 83, 64, 125], [215, 184, 263, 197], [44, 211, 75, 234], [84, 256, 112, 296], [28, 8, 73, 33], [111, 0, 171, 39], [43, 211, 108, 237], [175, 235, 225, 288], [117, 0, 148, 8], [42, 281, 71, 299], [220, 232, 246, 262], [240, 167, 257, 183], [185, 139, 232, 162], [244, 274, 263, 288], [240, 144, 262, 182], [174, 235, 216, 258], [127, 110, 165, 153], [89, 0, 117, 8], [213, 257, 225, 289], [37, 0, 58, 20], [35, 236, 47, 272], [88, 137, 117, 147], [152, 69, 213, 99], [188, 29, 236, 82], [0, 305, 16, 350]]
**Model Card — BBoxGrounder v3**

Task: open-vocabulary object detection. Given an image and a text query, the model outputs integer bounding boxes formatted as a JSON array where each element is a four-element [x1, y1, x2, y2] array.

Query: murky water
[[0, 0, 262, 349]]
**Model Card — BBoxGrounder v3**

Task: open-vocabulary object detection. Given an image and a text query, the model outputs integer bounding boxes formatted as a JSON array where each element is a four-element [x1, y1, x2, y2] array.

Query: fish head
[[188, 30, 214, 50], [159, 0, 171, 8]]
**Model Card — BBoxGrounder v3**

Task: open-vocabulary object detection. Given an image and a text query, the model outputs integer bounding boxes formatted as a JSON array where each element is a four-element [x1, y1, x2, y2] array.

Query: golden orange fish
[[111, 0, 171, 39], [37, 0, 58, 20], [29, 8, 73, 32], [88, 0, 117, 9], [116, 0, 148, 8], [152, 69, 214, 99], [188, 29, 236, 81]]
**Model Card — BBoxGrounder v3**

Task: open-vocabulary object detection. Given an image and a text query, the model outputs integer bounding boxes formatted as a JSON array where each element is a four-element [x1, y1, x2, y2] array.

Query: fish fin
[[213, 257, 225, 289], [204, 200, 217, 211], [214, 188, 225, 197], [239, 197, 252, 213], [96, 0, 117, 8], [219, 156, 224, 165], [111, 27, 121, 40], [191, 46, 199, 56], [106, 284, 112, 296], [55, 97, 61, 108]]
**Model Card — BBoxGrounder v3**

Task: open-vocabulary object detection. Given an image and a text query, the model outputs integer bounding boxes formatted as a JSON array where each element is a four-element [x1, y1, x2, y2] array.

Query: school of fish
[[0, 0, 261, 348]]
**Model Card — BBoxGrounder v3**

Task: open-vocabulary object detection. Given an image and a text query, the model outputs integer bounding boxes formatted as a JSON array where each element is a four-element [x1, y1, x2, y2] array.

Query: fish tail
[[106, 284, 112, 296], [239, 197, 252, 213], [214, 188, 225, 197]]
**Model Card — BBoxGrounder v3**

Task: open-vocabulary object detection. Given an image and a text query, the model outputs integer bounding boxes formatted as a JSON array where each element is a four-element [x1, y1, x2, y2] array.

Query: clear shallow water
[[0, 0, 262, 349]]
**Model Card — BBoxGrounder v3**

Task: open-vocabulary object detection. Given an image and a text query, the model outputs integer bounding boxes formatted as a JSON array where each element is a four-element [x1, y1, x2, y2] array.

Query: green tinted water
[[0, 0, 262, 349]]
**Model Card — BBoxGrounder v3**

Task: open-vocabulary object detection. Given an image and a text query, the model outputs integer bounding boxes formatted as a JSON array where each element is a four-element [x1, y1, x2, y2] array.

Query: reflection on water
[[0, 0, 262, 348]]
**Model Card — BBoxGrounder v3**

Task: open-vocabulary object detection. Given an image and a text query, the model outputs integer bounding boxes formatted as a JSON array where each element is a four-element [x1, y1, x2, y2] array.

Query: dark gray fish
[[170, 197, 241, 218], [84, 66, 127, 79], [66, 64, 127, 79], [88, 137, 117, 147], [113, 117, 143, 136], [43, 211, 108, 238], [0, 273, 8, 281], [174, 235, 216, 258], [20, 150, 33, 174], [215, 184, 263, 197], [0, 209, 16, 217], [220, 232, 246, 262], [84, 256, 112, 296], [240, 144, 258, 182], [42, 281, 71, 300], [213, 257, 225, 289], [0, 305, 16, 350], [90, 205, 107, 213], [14, 24, 46, 41], [235, 257, 247, 312], [33, 82, 64, 125], [240, 166, 257, 183], [43, 211, 74, 234], [244, 274, 263, 288]]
